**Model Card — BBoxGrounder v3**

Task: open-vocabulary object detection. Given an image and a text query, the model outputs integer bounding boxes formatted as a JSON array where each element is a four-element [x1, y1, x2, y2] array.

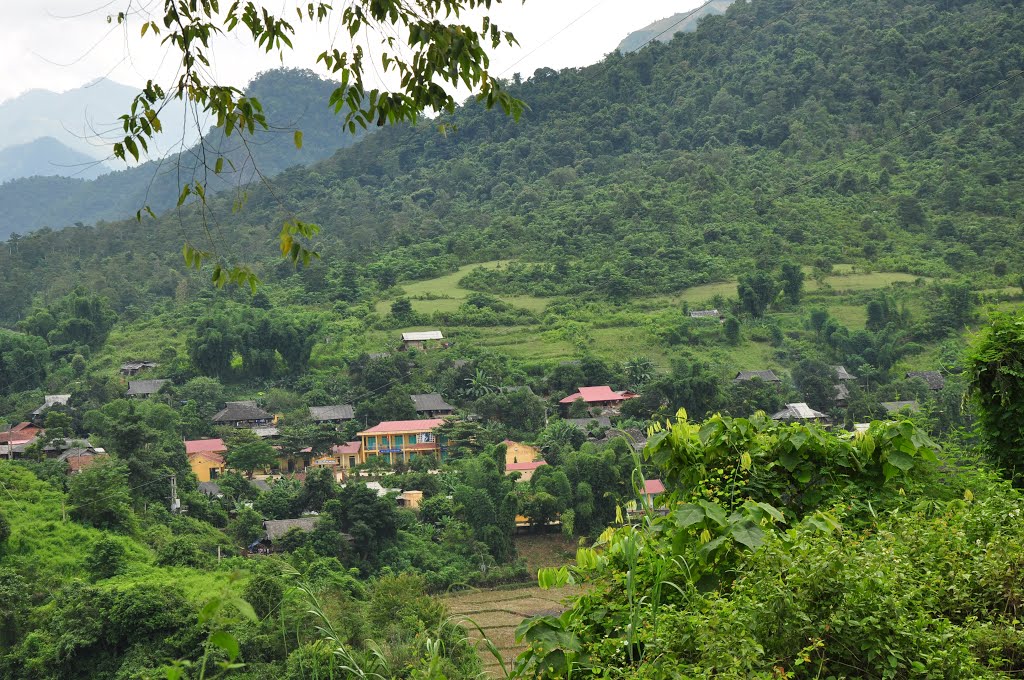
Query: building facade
[[354, 418, 447, 469]]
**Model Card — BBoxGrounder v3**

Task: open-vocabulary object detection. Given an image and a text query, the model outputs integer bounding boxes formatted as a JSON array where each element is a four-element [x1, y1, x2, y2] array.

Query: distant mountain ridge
[[617, 0, 735, 53], [0, 69, 366, 239], [0, 137, 112, 183], [0, 78, 191, 165]]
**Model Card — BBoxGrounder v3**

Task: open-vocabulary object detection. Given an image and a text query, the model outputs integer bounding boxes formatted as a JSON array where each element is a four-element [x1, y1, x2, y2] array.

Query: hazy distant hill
[[0, 137, 112, 183], [0, 69, 366, 239], [617, 0, 735, 53], [0, 78, 190, 165]]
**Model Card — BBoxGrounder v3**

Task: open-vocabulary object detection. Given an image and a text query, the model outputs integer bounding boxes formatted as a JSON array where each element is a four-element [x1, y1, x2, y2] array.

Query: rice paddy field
[[446, 585, 583, 676]]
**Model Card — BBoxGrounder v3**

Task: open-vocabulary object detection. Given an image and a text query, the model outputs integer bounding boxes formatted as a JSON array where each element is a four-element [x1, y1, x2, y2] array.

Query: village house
[[906, 371, 945, 391], [410, 393, 455, 417], [256, 518, 319, 553], [559, 386, 639, 412], [506, 460, 547, 482], [771, 402, 829, 423], [31, 394, 71, 425], [185, 438, 228, 482], [400, 330, 444, 351], [1, 422, 41, 459], [733, 370, 781, 383], [126, 379, 170, 398], [689, 309, 722, 320], [329, 441, 363, 471], [642, 479, 666, 508], [42, 438, 100, 459], [354, 418, 448, 469], [211, 401, 274, 428], [59, 449, 108, 474], [119, 360, 158, 376], [308, 404, 354, 425]]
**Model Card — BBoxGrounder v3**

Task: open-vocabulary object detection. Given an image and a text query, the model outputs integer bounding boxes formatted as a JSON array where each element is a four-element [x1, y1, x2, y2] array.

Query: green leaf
[[756, 502, 785, 523], [293, 129, 303, 149], [209, 631, 239, 661], [778, 448, 801, 472], [674, 504, 706, 528], [697, 499, 728, 527], [886, 449, 916, 472], [730, 519, 765, 549]]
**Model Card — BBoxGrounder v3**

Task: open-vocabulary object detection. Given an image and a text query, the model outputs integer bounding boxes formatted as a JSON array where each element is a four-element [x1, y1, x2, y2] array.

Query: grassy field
[[375, 261, 549, 315]]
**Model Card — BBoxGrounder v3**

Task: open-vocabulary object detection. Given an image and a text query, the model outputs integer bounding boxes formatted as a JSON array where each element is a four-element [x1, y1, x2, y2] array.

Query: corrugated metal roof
[[402, 331, 444, 341]]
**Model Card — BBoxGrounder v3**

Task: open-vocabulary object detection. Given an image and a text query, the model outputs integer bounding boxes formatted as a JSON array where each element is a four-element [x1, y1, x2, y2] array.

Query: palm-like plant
[[623, 356, 655, 391]]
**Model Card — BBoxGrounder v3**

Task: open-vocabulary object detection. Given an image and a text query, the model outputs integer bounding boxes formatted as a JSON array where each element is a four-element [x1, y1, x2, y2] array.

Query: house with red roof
[[1, 422, 41, 459], [506, 460, 547, 482], [355, 418, 447, 469], [185, 438, 227, 456], [559, 386, 639, 413]]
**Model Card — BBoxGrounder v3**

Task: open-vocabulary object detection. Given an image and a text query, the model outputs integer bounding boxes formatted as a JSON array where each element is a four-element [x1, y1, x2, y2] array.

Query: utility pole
[[169, 474, 180, 513]]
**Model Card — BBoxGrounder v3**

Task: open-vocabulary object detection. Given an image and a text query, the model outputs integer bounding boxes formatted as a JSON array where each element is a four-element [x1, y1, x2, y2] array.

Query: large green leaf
[[886, 449, 916, 472], [697, 499, 728, 527], [674, 504, 706, 528], [730, 519, 765, 549]]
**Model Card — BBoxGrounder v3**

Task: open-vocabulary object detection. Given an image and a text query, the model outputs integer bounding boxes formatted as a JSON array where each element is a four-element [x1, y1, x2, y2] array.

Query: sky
[[0, 0, 705, 103]]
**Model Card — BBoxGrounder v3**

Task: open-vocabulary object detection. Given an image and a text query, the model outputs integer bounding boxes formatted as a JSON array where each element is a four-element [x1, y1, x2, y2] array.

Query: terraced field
[[446, 585, 582, 677]]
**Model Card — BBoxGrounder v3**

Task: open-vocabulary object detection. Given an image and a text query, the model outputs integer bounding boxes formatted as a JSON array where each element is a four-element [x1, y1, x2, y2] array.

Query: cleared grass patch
[[377, 261, 549, 315]]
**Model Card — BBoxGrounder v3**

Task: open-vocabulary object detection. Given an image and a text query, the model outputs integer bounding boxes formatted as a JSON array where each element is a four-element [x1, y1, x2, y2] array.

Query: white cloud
[[0, 0, 704, 103]]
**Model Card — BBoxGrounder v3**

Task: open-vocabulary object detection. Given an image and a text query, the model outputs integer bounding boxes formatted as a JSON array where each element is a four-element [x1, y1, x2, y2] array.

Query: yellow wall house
[[354, 418, 448, 469], [185, 439, 227, 482]]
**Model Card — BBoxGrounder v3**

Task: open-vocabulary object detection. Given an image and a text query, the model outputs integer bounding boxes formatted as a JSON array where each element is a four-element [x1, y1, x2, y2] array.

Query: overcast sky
[[0, 0, 704, 103]]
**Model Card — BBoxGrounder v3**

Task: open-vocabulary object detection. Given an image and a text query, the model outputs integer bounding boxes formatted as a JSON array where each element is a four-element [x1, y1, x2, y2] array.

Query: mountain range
[[0, 69, 366, 239], [0, 0, 1021, 321], [617, 0, 735, 53]]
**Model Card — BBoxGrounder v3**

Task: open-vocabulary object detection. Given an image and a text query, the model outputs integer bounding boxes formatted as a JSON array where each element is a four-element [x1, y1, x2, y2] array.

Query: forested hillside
[[1, 0, 1022, 320], [0, 69, 366, 240]]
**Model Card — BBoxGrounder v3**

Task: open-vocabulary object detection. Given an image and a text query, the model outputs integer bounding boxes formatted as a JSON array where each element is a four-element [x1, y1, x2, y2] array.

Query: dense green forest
[[2, 0, 1024, 677]]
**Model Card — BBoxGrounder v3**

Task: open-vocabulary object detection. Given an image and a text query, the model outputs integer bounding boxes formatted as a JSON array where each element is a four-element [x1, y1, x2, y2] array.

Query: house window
[[210, 468, 219, 479], [366, 436, 376, 450], [419, 433, 435, 444], [379, 436, 389, 448], [348, 456, 356, 468]]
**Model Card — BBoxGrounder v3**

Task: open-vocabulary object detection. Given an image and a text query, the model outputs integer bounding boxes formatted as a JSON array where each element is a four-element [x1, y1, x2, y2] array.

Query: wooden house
[[308, 404, 355, 425], [771, 402, 829, 423], [120, 360, 158, 376], [211, 401, 273, 428], [126, 379, 170, 398], [733, 370, 781, 383], [410, 393, 455, 417]]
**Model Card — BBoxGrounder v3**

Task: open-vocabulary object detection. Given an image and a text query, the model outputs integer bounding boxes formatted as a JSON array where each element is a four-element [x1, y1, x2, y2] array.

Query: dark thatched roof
[[263, 517, 318, 541], [832, 365, 857, 381], [212, 401, 272, 423], [126, 379, 170, 396], [309, 404, 355, 422], [410, 393, 454, 413], [734, 370, 781, 383]]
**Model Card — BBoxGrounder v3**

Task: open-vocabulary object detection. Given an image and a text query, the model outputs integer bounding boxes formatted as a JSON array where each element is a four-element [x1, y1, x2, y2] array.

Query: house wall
[[504, 441, 540, 466], [356, 430, 445, 468], [189, 457, 224, 482]]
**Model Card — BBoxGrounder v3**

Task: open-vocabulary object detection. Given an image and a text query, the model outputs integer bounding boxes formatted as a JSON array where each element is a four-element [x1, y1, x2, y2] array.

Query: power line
[[498, 0, 613, 78], [628, 0, 722, 55]]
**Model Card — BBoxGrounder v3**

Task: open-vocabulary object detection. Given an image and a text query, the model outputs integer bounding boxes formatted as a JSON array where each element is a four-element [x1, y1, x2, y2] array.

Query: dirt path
[[445, 585, 582, 677]]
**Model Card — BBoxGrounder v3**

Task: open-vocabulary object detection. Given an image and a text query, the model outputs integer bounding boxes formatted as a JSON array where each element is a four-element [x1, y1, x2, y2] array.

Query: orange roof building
[[354, 418, 448, 469]]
